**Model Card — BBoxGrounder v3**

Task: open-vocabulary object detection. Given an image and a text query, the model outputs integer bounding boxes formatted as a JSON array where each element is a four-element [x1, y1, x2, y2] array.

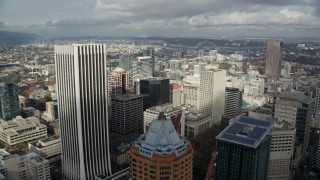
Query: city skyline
[[0, 0, 320, 38], [1, 28, 320, 179]]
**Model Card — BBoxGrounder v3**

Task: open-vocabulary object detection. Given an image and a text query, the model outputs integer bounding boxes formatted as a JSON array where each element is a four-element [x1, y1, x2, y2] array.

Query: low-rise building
[[20, 107, 37, 118], [0, 116, 47, 146], [28, 135, 61, 163], [110, 143, 131, 166], [185, 113, 212, 137]]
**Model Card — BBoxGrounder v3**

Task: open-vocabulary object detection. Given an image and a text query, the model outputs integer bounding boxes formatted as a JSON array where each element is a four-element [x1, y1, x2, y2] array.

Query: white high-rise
[[55, 44, 112, 180], [199, 69, 226, 124]]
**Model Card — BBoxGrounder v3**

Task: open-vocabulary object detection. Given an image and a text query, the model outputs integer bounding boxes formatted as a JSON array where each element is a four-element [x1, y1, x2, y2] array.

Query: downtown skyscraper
[[199, 69, 226, 125], [265, 41, 283, 78], [0, 82, 19, 120], [55, 44, 112, 180]]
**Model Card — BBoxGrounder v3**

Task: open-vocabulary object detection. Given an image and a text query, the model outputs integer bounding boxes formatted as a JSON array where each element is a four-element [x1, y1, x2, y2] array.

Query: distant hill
[[0, 31, 38, 45]]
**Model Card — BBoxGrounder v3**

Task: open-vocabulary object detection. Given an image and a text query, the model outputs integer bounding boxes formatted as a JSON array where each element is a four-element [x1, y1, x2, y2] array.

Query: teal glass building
[[0, 83, 19, 120], [215, 116, 273, 180]]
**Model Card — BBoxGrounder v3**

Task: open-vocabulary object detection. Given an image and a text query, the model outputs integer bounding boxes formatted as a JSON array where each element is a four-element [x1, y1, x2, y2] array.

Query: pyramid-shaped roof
[[135, 112, 189, 157]]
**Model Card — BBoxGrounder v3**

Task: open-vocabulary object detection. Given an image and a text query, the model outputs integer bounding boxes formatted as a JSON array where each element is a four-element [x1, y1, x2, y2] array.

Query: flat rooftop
[[272, 120, 295, 131], [276, 92, 314, 105], [40, 135, 60, 143], [251, 108, 272, 115], [147, 103, 182, 113], [140, 77, 169, 81], [112, 94, 144, 101], [216, 116, 274, 148]]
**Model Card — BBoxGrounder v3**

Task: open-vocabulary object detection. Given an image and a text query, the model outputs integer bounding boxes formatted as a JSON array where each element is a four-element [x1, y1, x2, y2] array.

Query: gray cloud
[[0, 0, 319, 38], [94, 0, 305, 19], [44, 18, 125, 28]]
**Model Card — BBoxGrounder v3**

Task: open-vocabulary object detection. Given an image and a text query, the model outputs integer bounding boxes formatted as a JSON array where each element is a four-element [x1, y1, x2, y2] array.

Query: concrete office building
[[215, 116, 273, 180], [0, 83, 19, 121], [28, 135, 61, 163], [169, 83, 181, 107], [0, 116, 47, 146], [274, 92, 314, 167], [28, 153, 51, 180], [268, 120, 295, 180], [130, 113, 193, 180], [140, 78, 170, 110], [199, 69, 226, 124], [144, 103, 185, 136], [0, 150, 51, 180], [111, 94, 144, 135], [185, 113, 212, 137], [181, 82, 199, 109], [55, 44, 112, 179], [265, 41, 283, 78], [225, 87, 242, 119]]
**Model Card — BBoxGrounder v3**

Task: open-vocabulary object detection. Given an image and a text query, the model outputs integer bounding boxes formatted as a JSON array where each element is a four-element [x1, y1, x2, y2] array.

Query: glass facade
[[140, 79, 170, 110], [215, 137, 271, 180], [0, 83, 19, 120]]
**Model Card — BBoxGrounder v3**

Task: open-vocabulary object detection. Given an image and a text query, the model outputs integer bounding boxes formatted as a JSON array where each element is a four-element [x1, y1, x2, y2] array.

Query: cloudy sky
[[0, 0, 320, 38]]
